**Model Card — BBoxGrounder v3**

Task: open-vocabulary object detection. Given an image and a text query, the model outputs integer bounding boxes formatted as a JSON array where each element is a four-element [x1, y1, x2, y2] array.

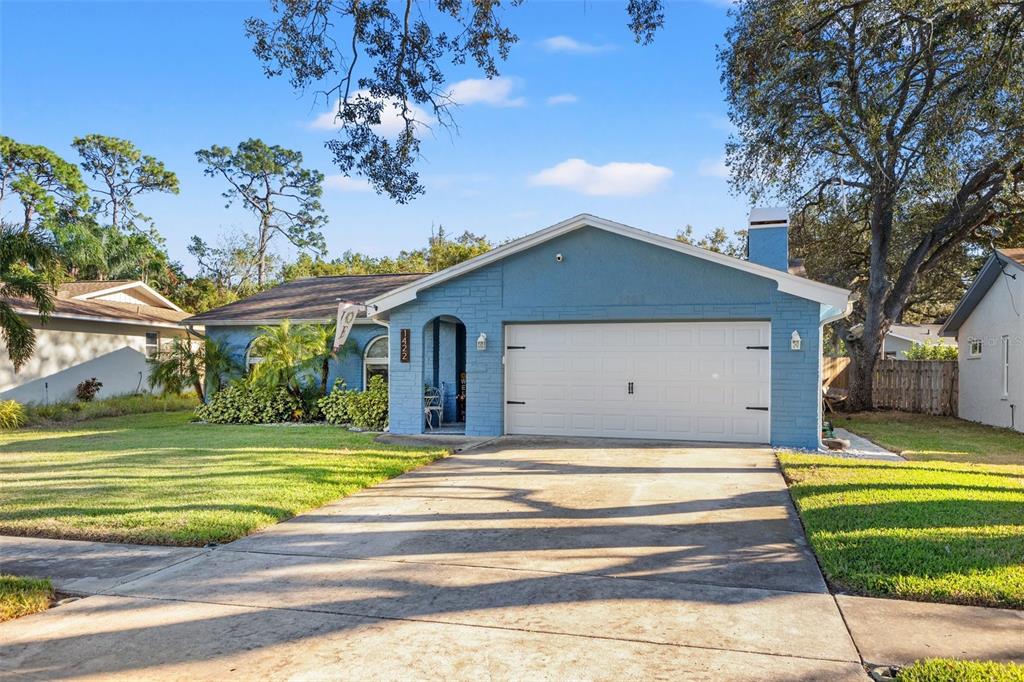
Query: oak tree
[[722, 0, 1024, 409], [245, 0, 666, 202]]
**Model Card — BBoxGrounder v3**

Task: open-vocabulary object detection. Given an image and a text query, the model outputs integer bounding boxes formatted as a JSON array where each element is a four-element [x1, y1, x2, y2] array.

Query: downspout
[[818, 294, 858, 450]]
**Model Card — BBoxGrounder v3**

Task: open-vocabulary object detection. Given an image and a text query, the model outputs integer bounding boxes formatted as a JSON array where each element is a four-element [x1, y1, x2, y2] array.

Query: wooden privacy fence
[[821, 357, 958, 416], [822, 356, 852, 390]]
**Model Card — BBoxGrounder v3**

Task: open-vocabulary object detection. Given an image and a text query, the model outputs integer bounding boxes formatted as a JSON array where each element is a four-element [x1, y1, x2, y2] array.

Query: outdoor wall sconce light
[[476, 332, 487, 351], [791, 330, 802, 351]]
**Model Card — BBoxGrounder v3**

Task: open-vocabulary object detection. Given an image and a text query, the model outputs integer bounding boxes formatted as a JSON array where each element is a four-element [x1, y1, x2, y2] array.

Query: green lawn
[[0, 411, 446, 545], [0, 575, 53, 622], [897, 659, 1024, 682], [837, 412, 1024, 466], [779, 453, 1024, 608]]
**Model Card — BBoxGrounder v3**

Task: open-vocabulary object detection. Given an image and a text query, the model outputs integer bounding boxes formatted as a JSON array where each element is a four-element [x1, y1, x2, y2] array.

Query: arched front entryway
[[421, 315, 467, 434]]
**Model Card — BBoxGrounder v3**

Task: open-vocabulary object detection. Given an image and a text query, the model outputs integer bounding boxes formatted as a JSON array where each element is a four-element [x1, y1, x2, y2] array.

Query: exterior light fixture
[[476, 332, 487, 351], [791, 330, 802, 351]]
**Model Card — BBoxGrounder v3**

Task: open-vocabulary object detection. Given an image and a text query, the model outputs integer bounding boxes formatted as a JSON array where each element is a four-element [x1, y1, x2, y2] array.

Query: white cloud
[[698, 156, 730, 179], [546, 93, 579, 106], [324, 175, 371, 192], [539, 35, 614, 54], [310, 92, 431, 135], [529, 159, 673, 196], [446, 77, 525, 107]]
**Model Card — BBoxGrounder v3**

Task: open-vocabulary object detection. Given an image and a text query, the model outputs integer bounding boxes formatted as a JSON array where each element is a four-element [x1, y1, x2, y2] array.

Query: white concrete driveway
[[0, 438, 866, 680]]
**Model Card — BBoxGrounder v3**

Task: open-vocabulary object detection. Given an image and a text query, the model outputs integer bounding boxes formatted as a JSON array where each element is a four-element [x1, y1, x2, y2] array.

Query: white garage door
[[504, 321, 771, 443]]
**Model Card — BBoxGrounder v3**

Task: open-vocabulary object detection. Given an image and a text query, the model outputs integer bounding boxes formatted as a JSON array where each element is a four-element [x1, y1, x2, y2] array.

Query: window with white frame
[[363, 335, 389, 387], [1003, 336, 1010, 398], [969, 338, 983, 358], [245, 341, 263, 374], [145, 332, 160, 358]]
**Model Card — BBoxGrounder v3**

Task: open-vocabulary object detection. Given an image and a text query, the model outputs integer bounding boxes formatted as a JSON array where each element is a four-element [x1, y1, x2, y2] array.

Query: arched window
[[363, 335, 389, 387], [244, 340, 263, 374]]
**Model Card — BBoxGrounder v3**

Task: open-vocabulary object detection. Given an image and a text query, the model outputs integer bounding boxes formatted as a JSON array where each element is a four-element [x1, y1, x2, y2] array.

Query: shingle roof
[[5, 294, 191, 326], [184, 273, 429, 325], [887, 324, 952, 345], [57, 280, 137, 298]]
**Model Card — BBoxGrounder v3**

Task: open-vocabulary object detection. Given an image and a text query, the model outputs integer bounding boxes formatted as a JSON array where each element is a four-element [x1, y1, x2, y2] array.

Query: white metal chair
[[424, 386, 443, 431]]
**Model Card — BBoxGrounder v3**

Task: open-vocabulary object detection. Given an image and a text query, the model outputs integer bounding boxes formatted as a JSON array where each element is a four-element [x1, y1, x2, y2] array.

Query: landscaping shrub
[[296, 383, 325, 422], [0, 401, 25, 430], [318, 380, 351, 424], [897, 659, 1024, 682], [345, 375, 388, 430], [75, 377, 103, 402], [905, 339, 958, 361], [22, 394, 197, 426], [195, 382, 303, 424]]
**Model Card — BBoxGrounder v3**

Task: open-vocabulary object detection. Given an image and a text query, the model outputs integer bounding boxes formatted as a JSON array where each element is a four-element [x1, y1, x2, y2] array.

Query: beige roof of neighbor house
[[4, 280, 191, 328], [887, 323, 954, 345], [184, 273, 429, 326], [57, 280, 139, 298]]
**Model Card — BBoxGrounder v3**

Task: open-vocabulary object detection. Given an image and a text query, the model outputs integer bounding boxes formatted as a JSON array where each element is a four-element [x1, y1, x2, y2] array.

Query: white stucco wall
[[0, 318, 189, 404], [956, 270, 1024, 432]]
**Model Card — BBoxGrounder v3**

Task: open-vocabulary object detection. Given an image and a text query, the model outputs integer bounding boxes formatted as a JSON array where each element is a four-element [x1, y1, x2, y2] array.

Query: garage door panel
[[505, 322, 770, 443], [699, 328, 729, 347]]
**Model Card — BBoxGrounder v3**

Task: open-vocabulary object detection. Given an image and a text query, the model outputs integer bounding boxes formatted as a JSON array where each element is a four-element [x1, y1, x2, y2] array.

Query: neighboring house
[[882, 324, 955, 359], [0, 280, 194, 403], [940, 248, 1024, 432], [183, 273, 428, 393]]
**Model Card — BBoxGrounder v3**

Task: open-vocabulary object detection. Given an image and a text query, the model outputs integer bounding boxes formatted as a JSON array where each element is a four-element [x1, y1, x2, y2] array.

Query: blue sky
[[1, 0, 743, 274]]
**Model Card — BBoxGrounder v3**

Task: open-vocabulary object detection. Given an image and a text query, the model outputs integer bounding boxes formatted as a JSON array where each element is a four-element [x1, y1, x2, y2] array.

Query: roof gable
[[368, 214, 852, 314], [60, 280, 183, 312], [941, 250, 1024, 336]]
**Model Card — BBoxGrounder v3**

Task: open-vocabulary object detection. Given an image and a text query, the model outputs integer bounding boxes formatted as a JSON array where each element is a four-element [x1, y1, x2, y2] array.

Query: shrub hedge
[[195, 383, 303, 424], [345, 375, 389, 431], [318, 380, 351, 425], [198, 376, 389, 430]]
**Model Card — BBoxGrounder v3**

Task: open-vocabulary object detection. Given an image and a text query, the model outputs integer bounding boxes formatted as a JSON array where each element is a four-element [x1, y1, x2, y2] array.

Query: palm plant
[[204, 337, 240, 394], [247, 320, 322, 398], [148, 337, 239, 402], [0, 222, 61, 370], [247, 320, 356, 399]]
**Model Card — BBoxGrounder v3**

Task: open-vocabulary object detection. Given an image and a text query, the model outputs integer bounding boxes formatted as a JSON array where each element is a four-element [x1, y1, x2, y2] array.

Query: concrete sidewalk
[[0, 535, 205, 595], [837, 594, 1024, 666]]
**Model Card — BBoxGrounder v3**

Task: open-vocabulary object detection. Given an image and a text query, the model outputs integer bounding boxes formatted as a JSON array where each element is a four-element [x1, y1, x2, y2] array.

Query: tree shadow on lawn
[[808, 528, 1024, 608], [781, 458, 1024, 480]]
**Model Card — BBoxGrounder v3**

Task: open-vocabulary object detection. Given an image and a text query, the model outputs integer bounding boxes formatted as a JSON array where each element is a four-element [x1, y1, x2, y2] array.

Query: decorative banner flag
[[333, 302, 359, 351]]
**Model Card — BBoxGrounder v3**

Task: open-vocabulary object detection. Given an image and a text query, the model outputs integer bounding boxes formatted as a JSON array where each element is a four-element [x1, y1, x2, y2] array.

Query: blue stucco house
[[186, 211, 852, 450], [369, 211, 851, 449], [183, 273, 426, 394]]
